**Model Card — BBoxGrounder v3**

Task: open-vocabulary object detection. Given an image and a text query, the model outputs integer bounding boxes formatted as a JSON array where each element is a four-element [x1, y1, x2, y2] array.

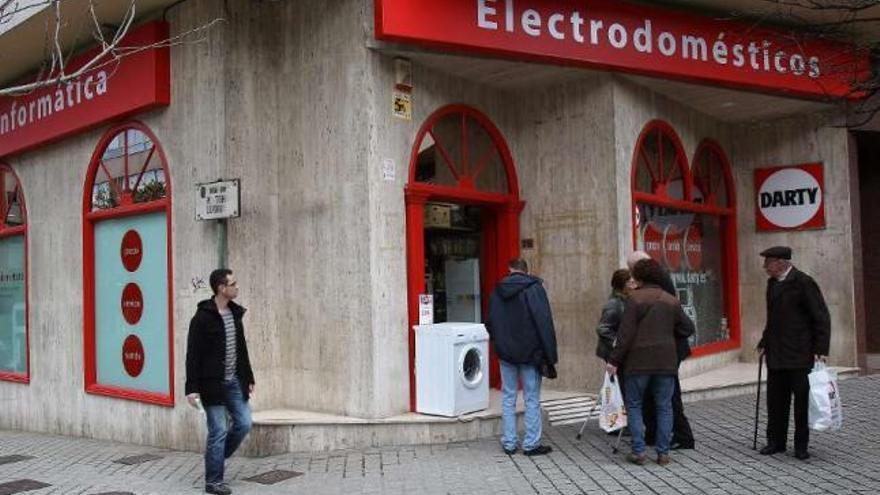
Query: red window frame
[[0, 163, 29, 383], [82, 121, 174, 406], [405, 104, 523, 411], [631, 121, 740, 357]]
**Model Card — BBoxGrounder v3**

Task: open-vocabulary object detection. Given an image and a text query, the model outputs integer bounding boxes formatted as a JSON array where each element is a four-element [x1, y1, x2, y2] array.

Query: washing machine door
[[458, 343, 484, 389]]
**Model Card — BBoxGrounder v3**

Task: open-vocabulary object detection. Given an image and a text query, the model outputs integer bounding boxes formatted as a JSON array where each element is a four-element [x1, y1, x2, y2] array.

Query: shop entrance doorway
[[856, 131, 880, 370], [405, 105, 522, 411]]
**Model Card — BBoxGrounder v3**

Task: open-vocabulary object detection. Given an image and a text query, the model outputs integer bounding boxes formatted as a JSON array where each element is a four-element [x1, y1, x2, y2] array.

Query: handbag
[[599, 372, 627, 432], [539, 362, 557, 379], [808, 361, 842, 431]]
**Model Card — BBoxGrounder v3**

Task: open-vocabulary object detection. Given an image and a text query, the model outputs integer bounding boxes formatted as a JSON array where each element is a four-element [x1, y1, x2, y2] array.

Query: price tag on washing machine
[[419, 294, 433, 325]]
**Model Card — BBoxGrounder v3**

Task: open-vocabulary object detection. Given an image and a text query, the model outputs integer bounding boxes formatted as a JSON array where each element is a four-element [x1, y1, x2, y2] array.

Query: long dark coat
[[185, 298, 255, 406], [759, 267, 831, 370]]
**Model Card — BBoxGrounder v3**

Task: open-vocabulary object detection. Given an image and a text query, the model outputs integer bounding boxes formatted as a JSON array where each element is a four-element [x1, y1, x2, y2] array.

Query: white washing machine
[[415, 322, 489, 417]]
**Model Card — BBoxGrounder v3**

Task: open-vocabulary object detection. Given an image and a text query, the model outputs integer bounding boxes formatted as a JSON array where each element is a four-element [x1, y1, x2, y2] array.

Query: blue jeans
[[204, 377, 252, 485], [500, 361, 542, 451], [624, 374, 675, 456]]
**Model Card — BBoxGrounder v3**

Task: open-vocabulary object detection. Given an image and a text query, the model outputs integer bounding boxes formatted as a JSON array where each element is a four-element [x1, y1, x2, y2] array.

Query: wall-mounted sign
[[196, 179, 240, 220], [375, 0, 870, 99], [419, 294, 434, 325], [0, 21, 171, 158], [755, 163, 825, 231]]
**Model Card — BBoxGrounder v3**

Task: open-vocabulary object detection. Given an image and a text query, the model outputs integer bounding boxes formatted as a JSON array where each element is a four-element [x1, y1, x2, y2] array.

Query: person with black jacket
[[186, 269, 256, 495], [757, 246, 830, 461], [487, 258, 558, 457], [595, 268, 631, 362]]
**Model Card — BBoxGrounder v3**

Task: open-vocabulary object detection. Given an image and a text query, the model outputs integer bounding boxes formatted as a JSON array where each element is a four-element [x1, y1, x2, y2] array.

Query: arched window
[[0, 163, 28, 383], [83, 122, 173, 405], [405, 104, 522, 410], [632, 122, 740, 357]]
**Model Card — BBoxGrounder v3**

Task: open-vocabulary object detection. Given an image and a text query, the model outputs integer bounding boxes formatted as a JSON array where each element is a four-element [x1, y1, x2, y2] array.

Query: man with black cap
[[757, 246, 830, 460]]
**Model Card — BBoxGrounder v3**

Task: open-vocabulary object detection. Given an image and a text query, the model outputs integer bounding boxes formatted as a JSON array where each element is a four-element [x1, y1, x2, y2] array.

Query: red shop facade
[[376, 0, 871, 402]]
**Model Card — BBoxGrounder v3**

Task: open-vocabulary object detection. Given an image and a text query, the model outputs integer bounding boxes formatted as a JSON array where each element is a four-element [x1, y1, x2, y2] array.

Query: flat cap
[[760, 246, 792, 260]]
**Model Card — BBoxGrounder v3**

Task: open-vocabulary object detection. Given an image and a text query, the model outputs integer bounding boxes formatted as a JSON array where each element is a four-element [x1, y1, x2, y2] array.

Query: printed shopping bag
[[808, 361, 843, 431], [599, 372, 627, 433]]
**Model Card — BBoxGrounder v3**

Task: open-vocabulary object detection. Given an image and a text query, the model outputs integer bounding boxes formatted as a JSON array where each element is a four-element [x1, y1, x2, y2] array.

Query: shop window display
[[632, 123, 739, 355], [83, 122, 174, 405], [0, 163, 27, 382]]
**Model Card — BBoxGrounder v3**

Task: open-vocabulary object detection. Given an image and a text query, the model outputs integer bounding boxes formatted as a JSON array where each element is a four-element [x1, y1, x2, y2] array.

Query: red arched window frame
[[0, 163, 29, 383], [631, 121, 740, 357], [405, 104, 523, 411], [82, 121, 174, 405]]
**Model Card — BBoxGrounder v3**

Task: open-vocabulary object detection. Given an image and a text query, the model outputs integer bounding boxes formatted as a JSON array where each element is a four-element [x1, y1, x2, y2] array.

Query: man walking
[[487, 258, 558, 456], [758, 246, 830, 460], [186, 269, 256, 495]]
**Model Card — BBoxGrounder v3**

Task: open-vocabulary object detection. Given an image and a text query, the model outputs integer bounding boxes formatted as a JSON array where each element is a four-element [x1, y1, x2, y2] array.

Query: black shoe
[[794, 450, 810, 460], [759, 445, 785, 455], [503, 447, 517, 455], [671, 441, 695, 450], [523, 445, 553, 456], [205, 483, 232, 495]]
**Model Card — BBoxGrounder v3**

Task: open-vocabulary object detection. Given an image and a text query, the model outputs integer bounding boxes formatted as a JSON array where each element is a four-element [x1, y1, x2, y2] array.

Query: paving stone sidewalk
[[1, 375, 878, 495]]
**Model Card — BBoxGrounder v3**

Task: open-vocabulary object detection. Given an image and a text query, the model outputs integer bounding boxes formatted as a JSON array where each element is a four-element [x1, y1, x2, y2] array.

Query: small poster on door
[[419, 294, 433, 325]]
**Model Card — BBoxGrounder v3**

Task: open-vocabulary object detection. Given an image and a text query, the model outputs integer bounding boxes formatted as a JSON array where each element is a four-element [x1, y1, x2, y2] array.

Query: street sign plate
[[195, 179, 240, 220]]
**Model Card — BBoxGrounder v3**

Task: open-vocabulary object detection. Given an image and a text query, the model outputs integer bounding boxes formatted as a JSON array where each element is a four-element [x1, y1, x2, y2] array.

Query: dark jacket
[[609, 285, 694, 375], [595, 291, 626, 361], [487, 272, 558, 366], [657, 268, 692, 362], [759, 267, 831, 370], [185, 298, 255, 406]]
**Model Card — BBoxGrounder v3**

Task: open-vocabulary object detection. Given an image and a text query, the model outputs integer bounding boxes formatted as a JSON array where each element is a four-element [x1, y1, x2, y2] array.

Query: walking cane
[[752, 351, 764, 450]]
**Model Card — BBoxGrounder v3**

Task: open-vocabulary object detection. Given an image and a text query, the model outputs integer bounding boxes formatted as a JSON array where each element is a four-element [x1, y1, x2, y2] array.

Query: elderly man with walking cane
[[756, 246, 830, 461]]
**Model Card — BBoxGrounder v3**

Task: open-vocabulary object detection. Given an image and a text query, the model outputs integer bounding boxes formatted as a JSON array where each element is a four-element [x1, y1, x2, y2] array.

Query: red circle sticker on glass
[[684, 226, 703, 271], [661, 225, 682, 272], [643, 224, 662, 261], [122, 334, 145, 377], [121, 283, 144, 325], [121, 230, 143, 272]]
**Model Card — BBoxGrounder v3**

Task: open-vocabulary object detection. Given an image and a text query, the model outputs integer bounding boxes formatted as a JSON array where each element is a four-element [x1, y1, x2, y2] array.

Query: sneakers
[[205, 482, 232, 495], [523, 445, 553, 456], [626, 453, 647, 465], [657, 454, 671, 466], [503, 446, 517, 455]]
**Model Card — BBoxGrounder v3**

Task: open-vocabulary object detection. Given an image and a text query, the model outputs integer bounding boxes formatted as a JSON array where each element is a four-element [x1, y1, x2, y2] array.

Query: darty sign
[[375, 0, 870, 99], [754, 163, 825, 232], [0, 21, 170, 158]]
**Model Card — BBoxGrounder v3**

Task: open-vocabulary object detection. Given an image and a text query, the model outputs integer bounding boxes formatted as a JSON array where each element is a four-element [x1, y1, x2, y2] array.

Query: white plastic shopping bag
[[599, 372, 627, 433], [808, 361, 843, 431]]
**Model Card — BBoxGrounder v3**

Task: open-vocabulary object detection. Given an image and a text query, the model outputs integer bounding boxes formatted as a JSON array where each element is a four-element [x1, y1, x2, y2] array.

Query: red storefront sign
[[375, 0, 870, 99], [755, 163, 825, 231], [0, 21, 170, 158]]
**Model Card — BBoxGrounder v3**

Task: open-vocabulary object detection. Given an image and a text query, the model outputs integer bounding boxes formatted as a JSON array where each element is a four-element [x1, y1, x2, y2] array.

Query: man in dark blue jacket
[[487, 258, 558, 456]]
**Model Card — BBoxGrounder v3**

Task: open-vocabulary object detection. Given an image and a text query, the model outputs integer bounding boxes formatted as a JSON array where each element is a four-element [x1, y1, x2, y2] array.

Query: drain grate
[[113, 454, 163, 465], [244, 470, 303, 485], [0, 479, 51, 495], [0, 456, 34, 466]]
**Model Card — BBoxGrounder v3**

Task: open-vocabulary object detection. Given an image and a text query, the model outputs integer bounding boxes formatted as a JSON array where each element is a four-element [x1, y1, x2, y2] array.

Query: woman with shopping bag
[[605, 259, 694, 466]]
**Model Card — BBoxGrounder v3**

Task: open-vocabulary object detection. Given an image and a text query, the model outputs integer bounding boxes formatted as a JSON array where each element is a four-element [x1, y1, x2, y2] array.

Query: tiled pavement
[[1, 375, 878, 495]]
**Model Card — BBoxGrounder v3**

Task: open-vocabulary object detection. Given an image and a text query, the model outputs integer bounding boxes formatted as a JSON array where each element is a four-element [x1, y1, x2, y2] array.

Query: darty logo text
[[760, 188, 819, 208]]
